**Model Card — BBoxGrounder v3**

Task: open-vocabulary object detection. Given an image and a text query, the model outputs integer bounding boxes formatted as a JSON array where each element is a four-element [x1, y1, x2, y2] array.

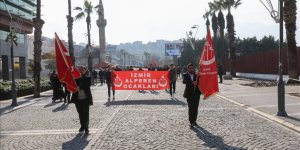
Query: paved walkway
[[0, 79, 300, 149], [218, 78, 300, 132]]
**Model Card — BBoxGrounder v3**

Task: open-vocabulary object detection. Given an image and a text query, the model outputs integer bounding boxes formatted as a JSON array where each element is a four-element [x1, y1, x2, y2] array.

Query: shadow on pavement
[[104, 99, 186, 106], [150, 91, 160, 95], [0, 100, 31, 115], [192, 126, 246, 150], [44, 101, 63, 108], [52, 104, 69, 112], [285, 116, 300, 122], [62, 133, 89, 150]]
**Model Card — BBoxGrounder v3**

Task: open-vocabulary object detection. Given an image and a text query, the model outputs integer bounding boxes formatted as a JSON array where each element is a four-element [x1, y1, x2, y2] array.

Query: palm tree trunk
[[33, 0, 44, 98], [211, 13, 219, 61], [226, 10, 236, 77], [86, 14, 93, 75], [212, 14, 218, 42], [284, 0, 298, 79], [218, 11, 226, 71], [67, 0, 75, 64]]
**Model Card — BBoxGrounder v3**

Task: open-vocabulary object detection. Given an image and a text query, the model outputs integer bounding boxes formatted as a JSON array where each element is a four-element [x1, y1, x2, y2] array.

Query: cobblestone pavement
[[1, 81, 300, 149]]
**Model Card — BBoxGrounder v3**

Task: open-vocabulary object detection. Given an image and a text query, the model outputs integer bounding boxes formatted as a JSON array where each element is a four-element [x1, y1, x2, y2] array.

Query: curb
[[216, 94, 300, 134]]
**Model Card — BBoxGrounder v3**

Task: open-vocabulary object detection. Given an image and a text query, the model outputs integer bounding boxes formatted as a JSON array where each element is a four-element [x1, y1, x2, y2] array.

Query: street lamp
[[186, 25, 199, 51], [5, 32, 18, 106], [259, 0, 287, 116], [191, 25, 199, 40]]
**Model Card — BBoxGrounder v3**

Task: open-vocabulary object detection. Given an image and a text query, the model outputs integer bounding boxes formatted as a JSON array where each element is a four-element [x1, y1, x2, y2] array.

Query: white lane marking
[[0, 129, 98, 136]]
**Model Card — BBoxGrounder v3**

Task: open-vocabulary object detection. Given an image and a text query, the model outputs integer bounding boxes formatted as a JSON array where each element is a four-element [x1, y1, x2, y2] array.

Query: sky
[[41, 0, 300, 45]]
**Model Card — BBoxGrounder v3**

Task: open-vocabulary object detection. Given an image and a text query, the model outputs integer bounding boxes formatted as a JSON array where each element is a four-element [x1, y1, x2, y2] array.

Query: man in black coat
[[183, 63, 201, 128], [217, 64, 224, 83], [71, 66, 93, 135], [98, 69, 105, 86], [106, 65, 115, 100], [50, 70, 63, 103]]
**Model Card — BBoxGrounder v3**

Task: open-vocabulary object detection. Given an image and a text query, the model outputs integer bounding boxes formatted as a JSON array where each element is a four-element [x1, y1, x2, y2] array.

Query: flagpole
[[195, 18, 210, 92]]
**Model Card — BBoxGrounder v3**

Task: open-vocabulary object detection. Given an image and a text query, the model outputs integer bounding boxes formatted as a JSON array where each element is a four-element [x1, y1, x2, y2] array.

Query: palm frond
[[234, 0, 242, 8], [74, 6, 83, 11], [74, 12, 85, 20], [203, 9, 211, 19]]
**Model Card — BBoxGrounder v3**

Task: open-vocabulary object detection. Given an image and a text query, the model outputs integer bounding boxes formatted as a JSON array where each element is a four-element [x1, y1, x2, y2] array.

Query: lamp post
[[5, 32, 18, 106], [191, 25, 199, 40], [186, 25, 199, 65], [186, 25, 199, 51], [259, 0, 287, 116]]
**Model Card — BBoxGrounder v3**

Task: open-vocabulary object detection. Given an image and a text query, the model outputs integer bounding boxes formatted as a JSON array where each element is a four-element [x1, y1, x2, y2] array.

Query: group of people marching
[[49, 62, 220, 135]]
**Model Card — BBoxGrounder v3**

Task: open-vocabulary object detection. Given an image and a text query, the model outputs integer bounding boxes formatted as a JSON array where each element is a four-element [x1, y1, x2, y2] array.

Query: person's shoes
[[189, 124, 194, 128], [85, 129, 89, 135], [113, 96, 115, 100], [191, 122, 199, 127], [79, 127, 84, 132]]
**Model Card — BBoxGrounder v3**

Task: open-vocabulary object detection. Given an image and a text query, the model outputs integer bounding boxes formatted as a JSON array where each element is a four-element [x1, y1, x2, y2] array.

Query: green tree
[[218, 0, 242, 77], [181, 39, 205, 67], [283, 0, 298, 80], [210, 0, 226, 69], [208, 2, 219, 43], [258, 35, 278, 52], [74, 0, 96, 72]]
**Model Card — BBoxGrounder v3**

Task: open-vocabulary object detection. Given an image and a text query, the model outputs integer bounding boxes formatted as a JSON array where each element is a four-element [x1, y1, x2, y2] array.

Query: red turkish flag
[[54, 33, 80, 93], [198, 29, 219, 99]]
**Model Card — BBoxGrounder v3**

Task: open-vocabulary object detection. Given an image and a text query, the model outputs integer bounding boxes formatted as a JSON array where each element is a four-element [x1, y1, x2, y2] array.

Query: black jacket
[[183, 73, 201, 99], [71, 75, 93, 105]]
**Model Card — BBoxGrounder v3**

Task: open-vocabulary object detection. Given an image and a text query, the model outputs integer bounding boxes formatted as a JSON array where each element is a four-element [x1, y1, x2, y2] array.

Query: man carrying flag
[[183, 63, 201, 128], [183, 28, 219, 128], [54, 33, 80, 94]]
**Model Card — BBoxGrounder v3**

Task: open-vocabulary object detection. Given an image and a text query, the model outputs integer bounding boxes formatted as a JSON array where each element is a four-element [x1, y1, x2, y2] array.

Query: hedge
[[0, 78, 52, 100]]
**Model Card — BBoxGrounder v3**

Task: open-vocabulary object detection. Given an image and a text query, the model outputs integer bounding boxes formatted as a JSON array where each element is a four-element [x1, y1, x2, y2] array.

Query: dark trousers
[[107, 84, 115, 97], [75, 101, 90, 130], [186, 96, 200, 124], [218, 73, 223, 83], [169, 81, 176, 96], [64, 89, 71, 103], [100, 77, 104, 85]]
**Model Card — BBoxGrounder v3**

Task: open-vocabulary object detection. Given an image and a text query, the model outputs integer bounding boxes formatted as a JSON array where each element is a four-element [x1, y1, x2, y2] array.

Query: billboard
[[165, 43, 183, 56]]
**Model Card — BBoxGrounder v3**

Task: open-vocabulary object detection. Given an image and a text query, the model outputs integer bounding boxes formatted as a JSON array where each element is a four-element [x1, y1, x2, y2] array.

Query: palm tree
[[208, 2, 219, 43], [74, 0, 96, 72], [283, 0, 298, 80], [67, 0, 74, 64], [218, 0, 241, 77], [33, 0, 44, 98], [210, 0, 226, 69], [203, 10, 211, 32]]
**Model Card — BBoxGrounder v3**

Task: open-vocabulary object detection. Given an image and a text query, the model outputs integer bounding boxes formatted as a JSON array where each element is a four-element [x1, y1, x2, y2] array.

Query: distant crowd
[[48, 63, 224, 135], [49, 63, 186, 103]]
